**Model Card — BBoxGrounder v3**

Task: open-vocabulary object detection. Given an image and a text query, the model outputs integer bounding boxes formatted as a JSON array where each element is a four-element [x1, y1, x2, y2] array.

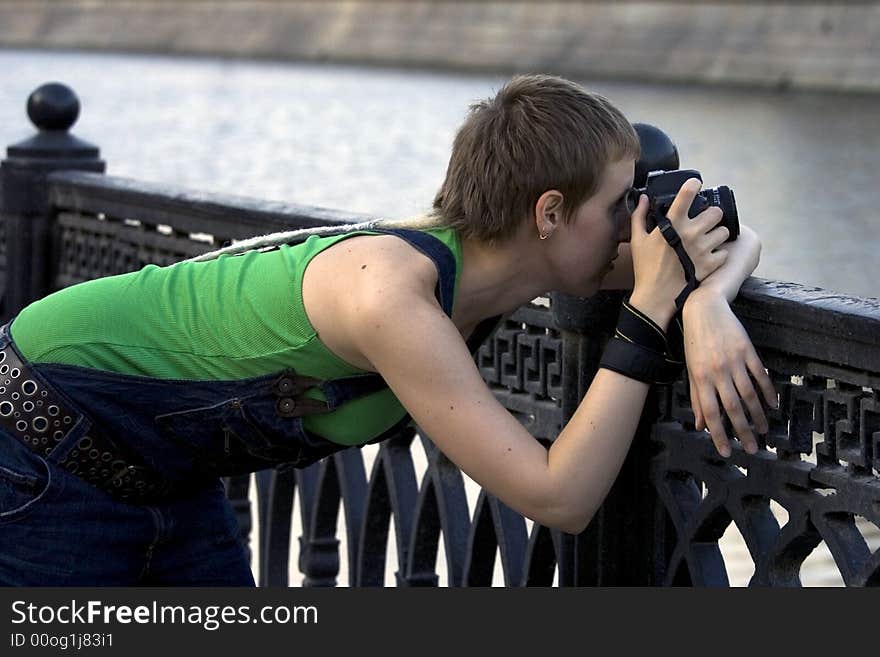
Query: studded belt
[[0, 340, 178, 505]]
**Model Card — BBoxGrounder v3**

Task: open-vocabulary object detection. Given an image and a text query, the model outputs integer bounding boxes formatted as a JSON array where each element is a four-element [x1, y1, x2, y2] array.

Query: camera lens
[[696, 186, 740, 241], [716, 186, 740, 240]]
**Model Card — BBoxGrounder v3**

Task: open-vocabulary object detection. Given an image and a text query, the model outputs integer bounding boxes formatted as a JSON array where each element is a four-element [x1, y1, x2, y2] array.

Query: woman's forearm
[[545, 369, 650, 533], [693, 224, 761, 303]]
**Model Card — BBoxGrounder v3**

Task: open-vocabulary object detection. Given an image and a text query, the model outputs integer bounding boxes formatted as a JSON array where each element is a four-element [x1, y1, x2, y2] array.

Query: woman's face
[[550, 157, 635, 297]]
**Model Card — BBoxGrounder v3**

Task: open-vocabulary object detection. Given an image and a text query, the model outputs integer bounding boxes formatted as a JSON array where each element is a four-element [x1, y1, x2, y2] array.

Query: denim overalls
[[0, 227, 494, 585]]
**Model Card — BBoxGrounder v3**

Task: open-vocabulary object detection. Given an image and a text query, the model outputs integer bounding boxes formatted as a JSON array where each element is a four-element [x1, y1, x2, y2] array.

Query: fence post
[[552, 290, 663, 585], [0, 82, 105, 321]]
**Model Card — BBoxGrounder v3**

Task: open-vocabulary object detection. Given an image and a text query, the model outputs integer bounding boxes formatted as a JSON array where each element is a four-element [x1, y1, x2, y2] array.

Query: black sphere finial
[[27, 82, 81, 132], [633, 122, 680, 188]]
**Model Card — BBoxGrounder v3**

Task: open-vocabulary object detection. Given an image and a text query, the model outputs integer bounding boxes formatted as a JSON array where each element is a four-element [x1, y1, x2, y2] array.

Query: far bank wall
[[1, 1, 878, 92]]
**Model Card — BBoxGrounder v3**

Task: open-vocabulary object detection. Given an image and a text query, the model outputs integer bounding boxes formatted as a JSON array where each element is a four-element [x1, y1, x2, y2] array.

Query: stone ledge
[[1, 0, 879, 93]]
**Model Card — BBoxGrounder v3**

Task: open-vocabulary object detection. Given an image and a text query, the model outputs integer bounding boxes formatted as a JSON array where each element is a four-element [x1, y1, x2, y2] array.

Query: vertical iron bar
[[553, 290, 663, 585]]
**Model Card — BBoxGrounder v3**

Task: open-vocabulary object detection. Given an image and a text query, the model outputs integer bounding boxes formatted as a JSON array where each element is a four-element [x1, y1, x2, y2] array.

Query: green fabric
[[10, 227, 462, 446]]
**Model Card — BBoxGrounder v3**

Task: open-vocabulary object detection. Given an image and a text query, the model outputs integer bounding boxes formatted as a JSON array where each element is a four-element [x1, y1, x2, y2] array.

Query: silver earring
[[539, 232, 549, 240]]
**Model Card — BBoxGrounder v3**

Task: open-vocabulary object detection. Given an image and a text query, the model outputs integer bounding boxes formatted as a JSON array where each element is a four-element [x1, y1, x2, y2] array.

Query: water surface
[[2, 49, 878, 298]]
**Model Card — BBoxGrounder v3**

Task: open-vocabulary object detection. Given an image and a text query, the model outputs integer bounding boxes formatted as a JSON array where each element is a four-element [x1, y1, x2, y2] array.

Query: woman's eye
[[611, 188, 637, 225]]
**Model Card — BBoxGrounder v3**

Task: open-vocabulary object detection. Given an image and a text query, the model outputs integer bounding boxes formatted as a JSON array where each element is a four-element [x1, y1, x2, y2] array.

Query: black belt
[[0, 341, 178, 505]]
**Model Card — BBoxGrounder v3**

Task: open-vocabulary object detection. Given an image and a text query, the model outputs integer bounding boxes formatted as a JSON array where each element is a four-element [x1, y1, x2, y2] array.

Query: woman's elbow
[[742, 224, 762, 255], [529, 502, 596, 536], [559, 516, 592, 536], [549, 513, 593, 536], [515, 472, 600, 535]]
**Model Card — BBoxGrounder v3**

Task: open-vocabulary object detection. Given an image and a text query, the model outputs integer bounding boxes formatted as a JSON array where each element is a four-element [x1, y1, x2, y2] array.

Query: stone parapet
[[1, 1, 879, 92]]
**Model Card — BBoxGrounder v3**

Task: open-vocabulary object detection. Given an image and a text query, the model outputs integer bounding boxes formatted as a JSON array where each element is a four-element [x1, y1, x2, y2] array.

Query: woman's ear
[[534, 190, 564, 240]]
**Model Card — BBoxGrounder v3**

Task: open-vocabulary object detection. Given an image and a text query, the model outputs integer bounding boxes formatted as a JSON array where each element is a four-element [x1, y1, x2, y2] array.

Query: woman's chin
[[552, 269, 606, 298], [560, 280, 602, 298]]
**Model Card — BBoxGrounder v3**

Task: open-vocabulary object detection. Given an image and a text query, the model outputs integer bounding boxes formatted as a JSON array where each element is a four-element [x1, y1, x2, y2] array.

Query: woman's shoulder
[[321, 231, 440, 290], [300, 231, 443, 372]]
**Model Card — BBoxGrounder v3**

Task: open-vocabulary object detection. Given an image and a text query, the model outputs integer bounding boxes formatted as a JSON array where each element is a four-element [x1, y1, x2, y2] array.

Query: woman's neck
[[453, 228, 550, 330]]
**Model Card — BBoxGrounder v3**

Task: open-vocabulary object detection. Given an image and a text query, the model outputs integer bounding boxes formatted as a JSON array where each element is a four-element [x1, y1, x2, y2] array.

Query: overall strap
[[368, 227, 457, 318], [319, 373, 390, 408], [316, 227, 461, 410]]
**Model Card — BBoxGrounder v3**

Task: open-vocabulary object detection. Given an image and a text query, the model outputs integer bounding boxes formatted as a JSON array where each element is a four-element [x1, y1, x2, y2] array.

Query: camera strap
[[655, 215, 699, 311]]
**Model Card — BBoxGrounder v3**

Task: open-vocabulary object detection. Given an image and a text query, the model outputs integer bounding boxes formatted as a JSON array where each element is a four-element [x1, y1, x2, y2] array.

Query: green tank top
[[10, 227, 463, 446]]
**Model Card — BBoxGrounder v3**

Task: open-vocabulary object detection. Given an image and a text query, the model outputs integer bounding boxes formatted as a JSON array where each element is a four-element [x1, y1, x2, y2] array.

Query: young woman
[[0, 74, 775, 585]]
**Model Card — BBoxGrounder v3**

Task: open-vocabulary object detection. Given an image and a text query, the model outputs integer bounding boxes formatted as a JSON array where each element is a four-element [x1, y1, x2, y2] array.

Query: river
[[2, 49, 878, 299]]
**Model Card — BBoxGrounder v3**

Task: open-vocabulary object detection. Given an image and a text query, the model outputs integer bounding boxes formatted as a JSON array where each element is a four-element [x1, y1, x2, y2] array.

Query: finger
[[666, 178, 702, 224], [694, 206, 724, 233], [698, 382, 730, 457], [695, 248, 728, 281], [732, 366, 768, 436], [630, 194, 649, 239], [716, 379, 758, 454], [747, 354, 778, 410], [704, 224, 730, 251]]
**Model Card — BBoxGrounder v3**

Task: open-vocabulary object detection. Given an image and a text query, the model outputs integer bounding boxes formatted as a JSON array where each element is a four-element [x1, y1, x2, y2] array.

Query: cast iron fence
[[2, 84, 878, 586]]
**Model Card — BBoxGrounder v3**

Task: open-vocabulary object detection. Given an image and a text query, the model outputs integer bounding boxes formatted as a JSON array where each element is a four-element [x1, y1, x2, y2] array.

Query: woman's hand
[[629, 179, 731, 328], [682, 289, 778, 457]]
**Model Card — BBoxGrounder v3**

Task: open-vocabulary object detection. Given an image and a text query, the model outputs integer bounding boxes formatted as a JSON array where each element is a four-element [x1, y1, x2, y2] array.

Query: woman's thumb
[[630, 194, 648, 239]]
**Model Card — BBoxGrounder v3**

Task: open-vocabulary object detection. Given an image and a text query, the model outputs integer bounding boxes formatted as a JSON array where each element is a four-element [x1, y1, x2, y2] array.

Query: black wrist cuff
[[656, 355, 686, 385], [599, 337, 667, 384], [603, 304, 688, 385], [616, 299, 667, 353]]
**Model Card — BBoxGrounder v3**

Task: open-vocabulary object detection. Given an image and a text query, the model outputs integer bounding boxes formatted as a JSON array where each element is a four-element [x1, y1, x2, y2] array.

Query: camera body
[[632, 123, 739, 242], [640, 168, 739, 240]]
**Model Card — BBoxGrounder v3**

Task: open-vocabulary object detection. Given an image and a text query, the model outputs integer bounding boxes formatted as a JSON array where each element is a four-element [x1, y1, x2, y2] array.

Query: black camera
[[629, 124, 739, 241]]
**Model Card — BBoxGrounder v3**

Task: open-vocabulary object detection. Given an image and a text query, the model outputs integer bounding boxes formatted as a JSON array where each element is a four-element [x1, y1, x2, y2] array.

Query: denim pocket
[[0, 442, 51, 523], [155, 393, 304, 476]]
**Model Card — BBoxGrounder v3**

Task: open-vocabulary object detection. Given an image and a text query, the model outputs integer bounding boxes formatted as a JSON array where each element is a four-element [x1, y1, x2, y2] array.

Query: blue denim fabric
[[0, 324, 259, 585], [0, 426, 254, 586]]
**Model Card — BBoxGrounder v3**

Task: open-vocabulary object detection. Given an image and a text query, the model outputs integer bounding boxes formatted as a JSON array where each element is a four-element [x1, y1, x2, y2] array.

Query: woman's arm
[[350, 261, 652, 534], [688, 223, 761, 302], [601, 223, 760, 298], [603, 223, 777, 456], [680, 225, 778, 456]]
